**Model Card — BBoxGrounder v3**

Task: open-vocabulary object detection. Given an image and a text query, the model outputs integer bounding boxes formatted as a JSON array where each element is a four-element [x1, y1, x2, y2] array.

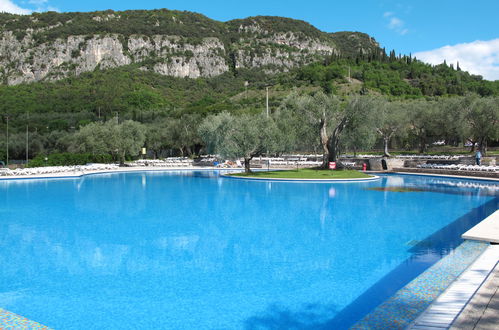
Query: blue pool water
[[0, 171, 497, 329]]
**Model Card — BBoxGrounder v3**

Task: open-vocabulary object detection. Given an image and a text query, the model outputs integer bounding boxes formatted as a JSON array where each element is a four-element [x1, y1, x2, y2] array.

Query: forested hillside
[[0, 9, 381, 84], [0, 9, 497, 164]]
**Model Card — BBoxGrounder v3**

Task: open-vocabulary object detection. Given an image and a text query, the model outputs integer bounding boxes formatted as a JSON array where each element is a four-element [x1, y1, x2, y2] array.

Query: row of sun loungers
[[417, 164, 499, 172], [0, 164, 119, 176], [130, 158, 193, 167], [355, 154, 463, 160]]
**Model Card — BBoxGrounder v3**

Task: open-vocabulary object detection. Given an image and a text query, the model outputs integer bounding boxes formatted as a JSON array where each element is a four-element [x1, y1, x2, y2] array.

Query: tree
[[433, 97, 464, 147], [71, 119, 146, 165], [163, 114, 203, 157], [343, 97, 379, 156], [281, 92, 341, 167], [199, 112, 281, 173], [373, 100, 408, 157], [110, 120, 146, 165], [461, 96, 499, 155], [407, 99, 438, 154], [282, 92, 372, 167]]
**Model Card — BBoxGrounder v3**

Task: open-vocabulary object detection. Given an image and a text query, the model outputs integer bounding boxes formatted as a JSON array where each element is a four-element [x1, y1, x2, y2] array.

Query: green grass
[[230, 168, 372, 179]]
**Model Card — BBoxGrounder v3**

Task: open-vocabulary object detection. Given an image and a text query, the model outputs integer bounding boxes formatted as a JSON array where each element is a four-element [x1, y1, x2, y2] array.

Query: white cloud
[[0, 0, 57, 14], [0, 0, 31, 14], [383, 12, 409, 35], [414, 39, 499, 81], [28, 0, 47, 5]]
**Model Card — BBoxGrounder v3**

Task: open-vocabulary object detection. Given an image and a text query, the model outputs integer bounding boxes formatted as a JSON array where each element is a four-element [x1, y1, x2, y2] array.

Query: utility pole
[[6, 115, 9, 166], [26, 112, 29, 164], [266, 86, 269, 118]]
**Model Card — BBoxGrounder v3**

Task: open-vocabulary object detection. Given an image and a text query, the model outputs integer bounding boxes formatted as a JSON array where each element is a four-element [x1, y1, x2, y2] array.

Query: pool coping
[[0, 166, 224, 181], [462, 210, 499, 244]]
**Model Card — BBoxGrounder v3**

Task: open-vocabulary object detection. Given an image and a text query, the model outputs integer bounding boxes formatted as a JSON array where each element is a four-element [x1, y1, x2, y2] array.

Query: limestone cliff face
[[231, 26, 337, 73], [0, 10, 381, 85], [127, 36, 228, 79], [0, 32, 229, 84]]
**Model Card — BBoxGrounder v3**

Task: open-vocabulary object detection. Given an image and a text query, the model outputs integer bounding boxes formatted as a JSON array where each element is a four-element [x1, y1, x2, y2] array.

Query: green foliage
[[291, 57, 499, 97], [461, 95, 499, 153], [199, 112, 282, 171], [28, 152, 113, 167], [0, 9, 498, 162], [71, 119, 146, 164], [226, 16, 328, 41], [0, 9, 226, 44], [329, 32, 381, 59]]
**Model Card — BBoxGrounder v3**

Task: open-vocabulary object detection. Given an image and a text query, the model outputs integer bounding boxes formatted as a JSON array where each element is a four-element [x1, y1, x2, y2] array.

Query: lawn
[[230, 168, 372, 179]]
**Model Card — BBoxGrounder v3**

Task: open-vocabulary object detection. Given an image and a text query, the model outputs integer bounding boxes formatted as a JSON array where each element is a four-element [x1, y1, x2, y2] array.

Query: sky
[[1, 0, 499, 80]]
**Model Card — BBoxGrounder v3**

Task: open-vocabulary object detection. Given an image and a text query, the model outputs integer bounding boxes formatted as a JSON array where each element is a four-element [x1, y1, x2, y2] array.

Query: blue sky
[[2, 0, 499, 79]]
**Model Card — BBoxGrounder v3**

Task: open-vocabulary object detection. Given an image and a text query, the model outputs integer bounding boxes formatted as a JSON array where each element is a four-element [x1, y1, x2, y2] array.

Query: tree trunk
[[120, 150, 126, 166], [418, 132, 427, 154], [479, 137, 487, 156], [320, 119, 329, 169], [383, 137, 391, 157], [327, 124, 344, 164], [244, 157, 252, 173]]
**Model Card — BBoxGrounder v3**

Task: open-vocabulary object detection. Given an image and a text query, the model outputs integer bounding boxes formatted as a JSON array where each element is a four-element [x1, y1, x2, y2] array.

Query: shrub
[[28, 152, 113, 167]]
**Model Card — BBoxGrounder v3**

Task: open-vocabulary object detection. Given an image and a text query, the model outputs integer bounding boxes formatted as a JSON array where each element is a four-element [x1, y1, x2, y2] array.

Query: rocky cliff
[[0, 10, 382, 85]]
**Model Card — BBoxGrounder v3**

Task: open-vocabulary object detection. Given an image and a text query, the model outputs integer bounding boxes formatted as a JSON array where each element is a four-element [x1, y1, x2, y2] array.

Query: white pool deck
[[462, 211, 499, 244]]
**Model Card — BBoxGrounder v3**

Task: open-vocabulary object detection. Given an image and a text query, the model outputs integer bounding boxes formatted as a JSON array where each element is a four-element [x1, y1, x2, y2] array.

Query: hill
[[0, 9, 381, 85]]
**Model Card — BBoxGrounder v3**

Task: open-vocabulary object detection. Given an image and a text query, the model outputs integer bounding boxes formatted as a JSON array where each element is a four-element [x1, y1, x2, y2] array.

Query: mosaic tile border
[[0, 308, 51, 329], [352, 240, 489, 329]]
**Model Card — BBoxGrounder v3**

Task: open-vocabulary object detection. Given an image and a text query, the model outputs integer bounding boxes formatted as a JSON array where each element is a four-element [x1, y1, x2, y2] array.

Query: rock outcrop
[[0, 10, 381, 85]]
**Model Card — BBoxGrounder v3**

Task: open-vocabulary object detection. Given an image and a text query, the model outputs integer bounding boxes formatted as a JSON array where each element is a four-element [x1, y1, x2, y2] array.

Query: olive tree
[[71, 119, 146, 165], [373, 100, 408, 157], [407, 99, 439, 153], [199, 112, 281, 173], [461, 95, 499, 155], [281, 92, 374, 167]]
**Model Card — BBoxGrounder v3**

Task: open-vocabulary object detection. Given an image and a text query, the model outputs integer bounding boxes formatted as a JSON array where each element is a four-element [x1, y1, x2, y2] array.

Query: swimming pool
[[0, 171, 497, 329]]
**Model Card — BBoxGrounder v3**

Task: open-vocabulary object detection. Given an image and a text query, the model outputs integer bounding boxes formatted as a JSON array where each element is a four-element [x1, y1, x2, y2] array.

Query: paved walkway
[[451, 262, 499, 330]]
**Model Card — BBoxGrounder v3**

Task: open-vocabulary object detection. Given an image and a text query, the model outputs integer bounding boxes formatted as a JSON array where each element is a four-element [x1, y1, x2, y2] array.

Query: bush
[[28, 153, 113, 167]]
